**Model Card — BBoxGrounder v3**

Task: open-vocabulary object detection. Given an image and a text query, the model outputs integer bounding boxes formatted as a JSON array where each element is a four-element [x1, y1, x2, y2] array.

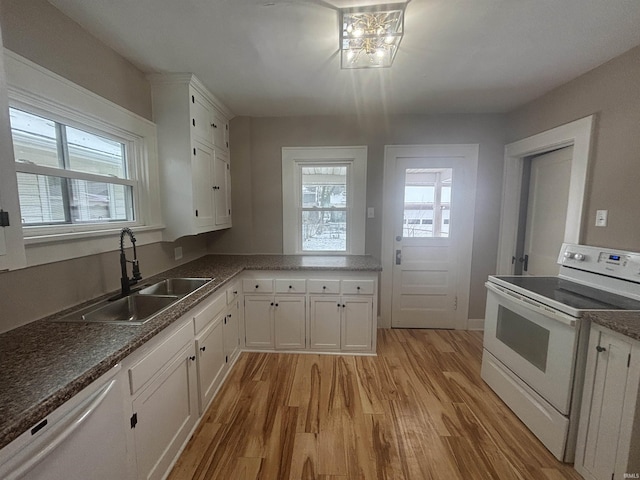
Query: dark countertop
[[583, 310, 640, 342], [0, 254, 381, 450]]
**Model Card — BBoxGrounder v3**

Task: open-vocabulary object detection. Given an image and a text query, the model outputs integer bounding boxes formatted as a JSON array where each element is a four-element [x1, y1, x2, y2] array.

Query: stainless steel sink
[[51, 277, 213, 325], [82, 295, 177, 324], [138, 278, 212, 296]]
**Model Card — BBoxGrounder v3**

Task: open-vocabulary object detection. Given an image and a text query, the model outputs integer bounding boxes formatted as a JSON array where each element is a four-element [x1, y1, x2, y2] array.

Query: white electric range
[[482, 243, 640, 462]]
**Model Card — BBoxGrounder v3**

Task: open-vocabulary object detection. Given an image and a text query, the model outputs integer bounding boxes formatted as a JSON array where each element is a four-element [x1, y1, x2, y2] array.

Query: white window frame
[[2, 50, 163, 267], [282, 146, 367, 255]]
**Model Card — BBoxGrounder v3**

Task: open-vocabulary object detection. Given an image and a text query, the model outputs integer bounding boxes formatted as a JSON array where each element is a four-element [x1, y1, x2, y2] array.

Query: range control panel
[[558, 243, 640, 282]]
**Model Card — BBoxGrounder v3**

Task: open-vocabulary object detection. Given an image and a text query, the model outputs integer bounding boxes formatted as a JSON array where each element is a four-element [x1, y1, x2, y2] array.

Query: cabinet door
[[578, 329, 632, 480], [132, 343, 198, 480], [274, 296, 306, 350], [244, 295, 274, 349], [190, 88, 213, 146], [196, 314, 226, 414], [214, 151, 231, 226], [341, 296, 373, 351], [192, 142, 214, 228], [309, 296, 341, 351], [210, 107, 227, 150], [223, 303, 240, 362]]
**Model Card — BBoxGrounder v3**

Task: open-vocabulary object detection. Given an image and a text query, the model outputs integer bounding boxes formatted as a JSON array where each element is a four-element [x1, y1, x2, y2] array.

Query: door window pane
[[402, 168, 452, 238]]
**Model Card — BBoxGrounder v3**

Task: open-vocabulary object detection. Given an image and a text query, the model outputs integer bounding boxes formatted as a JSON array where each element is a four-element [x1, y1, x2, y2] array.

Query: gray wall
[[0, 0, 152, 120], [506, 45, 640, 252], [208, 114, 506, 320], [0, 0, 209, 333]]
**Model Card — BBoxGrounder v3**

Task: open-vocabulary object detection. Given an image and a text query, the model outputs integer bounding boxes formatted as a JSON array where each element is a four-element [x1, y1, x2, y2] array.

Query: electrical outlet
[[174, 246, 183, 260], [595, 210, 608, 227], [367, 207, 374, 218]]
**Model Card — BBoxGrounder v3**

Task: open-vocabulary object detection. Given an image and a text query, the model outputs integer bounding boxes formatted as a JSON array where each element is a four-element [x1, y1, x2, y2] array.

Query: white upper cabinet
[[149, 73, 232, 241]]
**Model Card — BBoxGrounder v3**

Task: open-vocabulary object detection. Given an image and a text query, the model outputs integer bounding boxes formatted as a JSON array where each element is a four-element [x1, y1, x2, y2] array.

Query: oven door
[[483, 282, 578, 414]]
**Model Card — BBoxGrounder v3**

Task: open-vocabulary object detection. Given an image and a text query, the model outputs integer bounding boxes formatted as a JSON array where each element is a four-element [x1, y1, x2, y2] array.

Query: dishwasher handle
[[7, 378, 117, 480]]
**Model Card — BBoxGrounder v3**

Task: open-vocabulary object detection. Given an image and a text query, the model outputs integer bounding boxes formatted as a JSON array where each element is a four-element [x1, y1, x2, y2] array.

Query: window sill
[[23, 224, 165, 268]]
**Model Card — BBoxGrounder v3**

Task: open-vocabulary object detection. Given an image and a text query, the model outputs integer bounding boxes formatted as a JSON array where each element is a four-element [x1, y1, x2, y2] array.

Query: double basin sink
[[53, 278, 212, 325]]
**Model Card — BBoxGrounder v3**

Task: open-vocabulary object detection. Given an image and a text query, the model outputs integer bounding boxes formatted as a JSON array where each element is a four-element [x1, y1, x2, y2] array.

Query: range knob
[[564, 251, 575, 259], [574, 253, 586, 261]]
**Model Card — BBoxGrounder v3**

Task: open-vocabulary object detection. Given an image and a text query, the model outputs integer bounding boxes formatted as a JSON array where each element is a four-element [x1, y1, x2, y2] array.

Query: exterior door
[[388, 146, 477, 329], [519, 146, 572, 275]]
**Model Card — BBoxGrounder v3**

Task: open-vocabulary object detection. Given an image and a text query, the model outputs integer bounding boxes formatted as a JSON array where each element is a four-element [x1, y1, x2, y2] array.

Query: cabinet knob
[[200, 346, 206, 352], [342, 304, 346, 308], [323, 286, 327, 290], [211, 123, 217, 128], [289, 285, 293, 289], [255, 285, 259, 289], [596, 345, 607, 353], [189, 355, 196, 361], [233, 291, 238, 295], [270, 302, 274, 306], [357, 286, 361, 290], [275, 303, 279, 307]]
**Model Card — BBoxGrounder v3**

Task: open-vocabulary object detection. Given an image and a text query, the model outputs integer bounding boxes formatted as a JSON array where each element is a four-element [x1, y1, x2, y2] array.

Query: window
[[282, 147, 367, 254], [2, 50, 162, 268], [10, 108, 135, 226], [401, 168, 452, 238]]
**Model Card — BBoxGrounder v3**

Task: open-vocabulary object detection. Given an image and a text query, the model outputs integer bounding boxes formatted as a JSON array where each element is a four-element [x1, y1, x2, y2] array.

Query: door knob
[[396, 236, 402, 241]]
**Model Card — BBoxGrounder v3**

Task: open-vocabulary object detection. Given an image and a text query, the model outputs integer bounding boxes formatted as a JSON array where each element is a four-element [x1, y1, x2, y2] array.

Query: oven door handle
[[485, 282, 576, 327]]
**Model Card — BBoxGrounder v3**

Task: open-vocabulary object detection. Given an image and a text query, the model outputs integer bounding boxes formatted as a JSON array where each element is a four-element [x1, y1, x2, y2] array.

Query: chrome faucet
[[119, 227, 142, 297]]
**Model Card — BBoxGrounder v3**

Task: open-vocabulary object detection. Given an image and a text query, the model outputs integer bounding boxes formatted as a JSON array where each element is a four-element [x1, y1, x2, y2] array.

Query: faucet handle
[[132, 260, 142, 281]]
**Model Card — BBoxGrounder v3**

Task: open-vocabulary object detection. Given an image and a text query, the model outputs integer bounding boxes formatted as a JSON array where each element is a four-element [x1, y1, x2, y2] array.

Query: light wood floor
[[168, 329, 583, 479]]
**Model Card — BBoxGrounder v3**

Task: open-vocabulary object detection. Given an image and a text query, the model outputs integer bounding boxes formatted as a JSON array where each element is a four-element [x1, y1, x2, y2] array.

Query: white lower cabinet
[[575, 323, 640, 480], [243, 272, 377, 354], [195, 313, 226, 415], [126, 320, 198, 480], [309, 296, 342, 350], [341, 296, 374, 351], [244, 295, 306, 350], [309, 296, 374, 352], [274, 296, 306, 350], [244, 295, 274, 348]]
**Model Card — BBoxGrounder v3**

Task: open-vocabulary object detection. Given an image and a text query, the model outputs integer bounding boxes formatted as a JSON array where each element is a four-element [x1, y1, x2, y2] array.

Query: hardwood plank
[[168, 329, 583, 480]]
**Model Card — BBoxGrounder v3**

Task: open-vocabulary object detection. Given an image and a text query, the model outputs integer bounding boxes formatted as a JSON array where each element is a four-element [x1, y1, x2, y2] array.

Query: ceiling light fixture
[[340, 3, 405, 70]]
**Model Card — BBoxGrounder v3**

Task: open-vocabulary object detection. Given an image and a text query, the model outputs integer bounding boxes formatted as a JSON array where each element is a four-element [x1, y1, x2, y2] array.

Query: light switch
[[367, 207, 374, 218], [595, 210, 608, 227], [174, 246, 183, 260]]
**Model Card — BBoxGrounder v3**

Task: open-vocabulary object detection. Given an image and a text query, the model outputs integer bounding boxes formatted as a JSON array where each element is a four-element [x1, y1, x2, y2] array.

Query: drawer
[[308, 279, 340, 294], [243, 278, 274, 294], [275, 279, 306, 294], [341, 279, 375, 295], [128, 320, 193, 395], [193, 291, 227, 334], [226, 283, 240, 305]]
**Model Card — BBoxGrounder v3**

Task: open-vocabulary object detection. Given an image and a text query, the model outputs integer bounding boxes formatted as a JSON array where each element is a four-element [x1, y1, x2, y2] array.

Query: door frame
[[496, 115, 594, 274], [380, 144, 479, 329]]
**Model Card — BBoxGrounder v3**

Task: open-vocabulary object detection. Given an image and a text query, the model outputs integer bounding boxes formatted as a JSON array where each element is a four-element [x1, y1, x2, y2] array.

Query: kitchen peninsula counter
[[0, 254, 381, 450]]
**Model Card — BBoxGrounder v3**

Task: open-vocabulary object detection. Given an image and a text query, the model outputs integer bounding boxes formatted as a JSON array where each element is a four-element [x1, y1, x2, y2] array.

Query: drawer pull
[[189, 355, 196, 361], [200, 346, 206, 352], [596, 345, 607, 353]]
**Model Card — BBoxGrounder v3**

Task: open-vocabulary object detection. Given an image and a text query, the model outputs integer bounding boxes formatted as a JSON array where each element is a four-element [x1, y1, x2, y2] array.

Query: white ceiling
[[49, 0, 640, 117]]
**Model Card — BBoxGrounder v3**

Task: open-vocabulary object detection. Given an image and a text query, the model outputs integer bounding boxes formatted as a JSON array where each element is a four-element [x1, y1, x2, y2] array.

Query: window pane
[[17, 172, 67, 224], [69, 178, 133, 223], [301, 166, 347, 208], [10, 108, 60, 168], [302, 210, 346, 251], [66, 126, 127, 177], [402, 168, 452, 238]]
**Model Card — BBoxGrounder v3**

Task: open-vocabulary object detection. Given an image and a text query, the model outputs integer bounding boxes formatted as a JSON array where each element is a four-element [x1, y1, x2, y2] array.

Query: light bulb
[[375, 48, 385, 58], [354, 28, 363, 37]]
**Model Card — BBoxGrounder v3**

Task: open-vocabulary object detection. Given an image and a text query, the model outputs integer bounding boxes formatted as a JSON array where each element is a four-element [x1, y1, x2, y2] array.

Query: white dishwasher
[[0, 365, 130, 480]]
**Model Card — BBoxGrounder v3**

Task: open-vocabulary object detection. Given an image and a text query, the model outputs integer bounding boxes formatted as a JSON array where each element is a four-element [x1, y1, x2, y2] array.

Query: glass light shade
[[340, 5, 404, 69]]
